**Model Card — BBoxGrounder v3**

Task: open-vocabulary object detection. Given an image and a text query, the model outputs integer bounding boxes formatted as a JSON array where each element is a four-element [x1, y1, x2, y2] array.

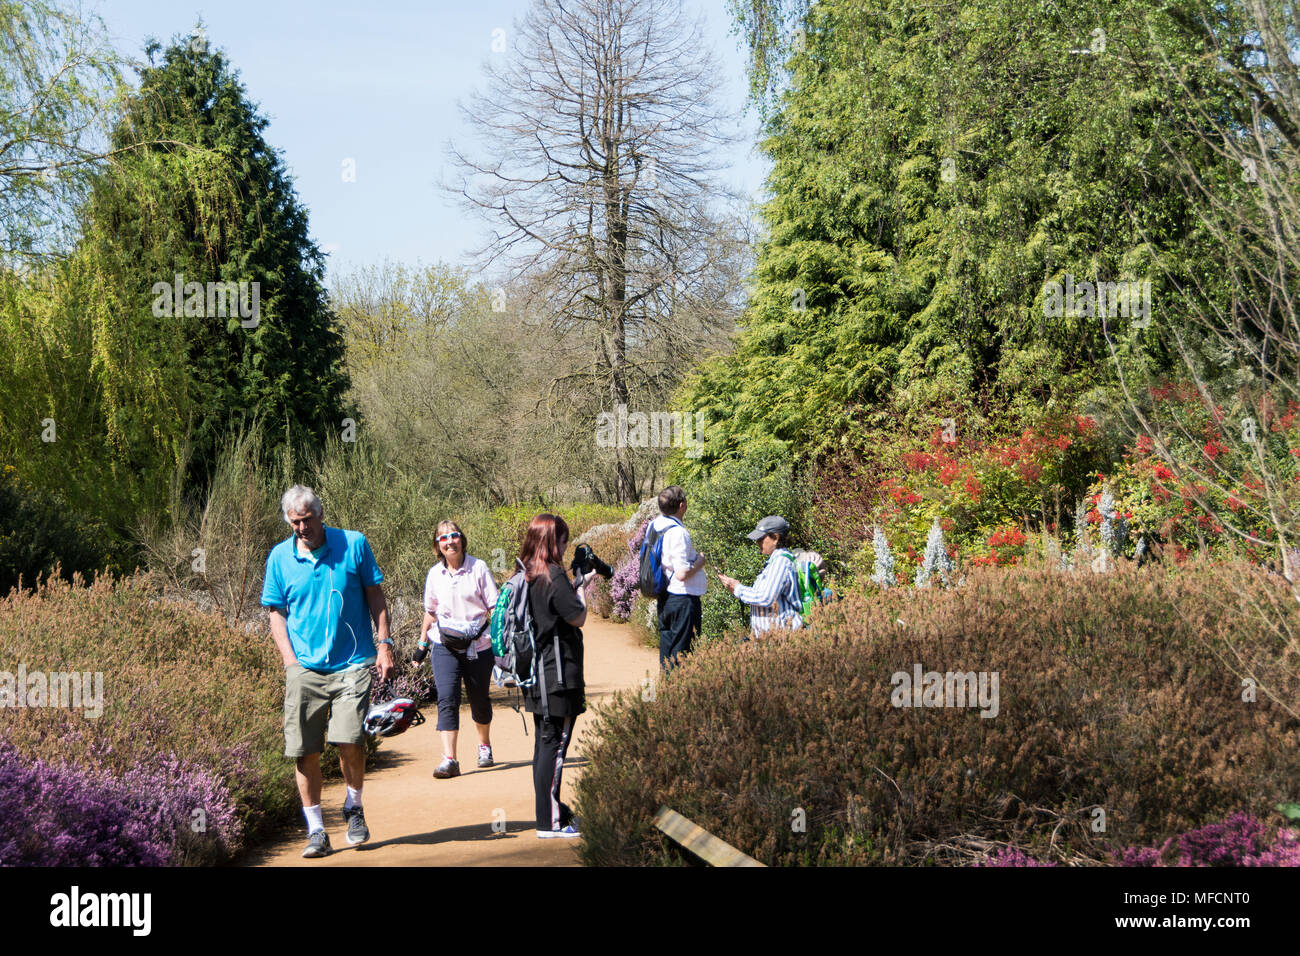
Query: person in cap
[[715, 515, 804, 639]]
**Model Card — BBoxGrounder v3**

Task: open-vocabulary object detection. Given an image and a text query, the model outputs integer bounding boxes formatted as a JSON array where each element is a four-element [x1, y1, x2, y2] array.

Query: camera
[[570, 543, 614, 580]]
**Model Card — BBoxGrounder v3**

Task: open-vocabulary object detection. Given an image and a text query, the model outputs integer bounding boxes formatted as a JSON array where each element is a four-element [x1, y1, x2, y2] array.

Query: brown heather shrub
[[579, 522, 636, 568], [586, 577, 614, 619], [0, 572, 297, 851], [629, 593, 658, 649], [575, 561, 1300, 866]]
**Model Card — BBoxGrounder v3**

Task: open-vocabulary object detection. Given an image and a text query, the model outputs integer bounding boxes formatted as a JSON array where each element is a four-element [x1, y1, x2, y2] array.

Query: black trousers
[[430, 642, 494, 731], [658, 593, 701, 671], [532, 713, 577, 831]]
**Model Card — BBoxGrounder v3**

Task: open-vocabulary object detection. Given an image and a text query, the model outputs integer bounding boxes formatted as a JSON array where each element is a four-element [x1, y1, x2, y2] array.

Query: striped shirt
[[733, 549, 803, 637]]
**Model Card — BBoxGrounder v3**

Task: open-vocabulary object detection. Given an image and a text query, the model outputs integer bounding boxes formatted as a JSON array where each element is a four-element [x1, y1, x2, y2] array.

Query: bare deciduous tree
[[1109, 0, 1300, 713], [1112, 0, 1300, 575], [446, 0, 749, 501]]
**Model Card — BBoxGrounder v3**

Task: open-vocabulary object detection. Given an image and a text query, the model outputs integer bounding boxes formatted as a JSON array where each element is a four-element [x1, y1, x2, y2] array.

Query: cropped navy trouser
[[430, 642, 494, 731]]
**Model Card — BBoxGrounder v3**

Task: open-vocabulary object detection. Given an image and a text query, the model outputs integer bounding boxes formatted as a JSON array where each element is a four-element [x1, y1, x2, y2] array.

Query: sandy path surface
[[242, 616, 656, 867]]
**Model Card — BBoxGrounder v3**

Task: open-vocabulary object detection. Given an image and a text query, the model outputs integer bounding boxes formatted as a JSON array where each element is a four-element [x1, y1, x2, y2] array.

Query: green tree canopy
[[680, 0, 1240, 481], [79, 29, 351, 488], [0, 0, 120, 261]]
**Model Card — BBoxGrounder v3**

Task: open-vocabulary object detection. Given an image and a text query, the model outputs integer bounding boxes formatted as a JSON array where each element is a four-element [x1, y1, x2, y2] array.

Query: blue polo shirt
[[261, 526, 384, 672]]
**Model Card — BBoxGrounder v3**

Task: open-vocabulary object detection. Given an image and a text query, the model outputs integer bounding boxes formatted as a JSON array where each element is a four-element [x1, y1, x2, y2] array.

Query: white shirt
[[423, 555, 498, 652], [652, 514, 705, 597]]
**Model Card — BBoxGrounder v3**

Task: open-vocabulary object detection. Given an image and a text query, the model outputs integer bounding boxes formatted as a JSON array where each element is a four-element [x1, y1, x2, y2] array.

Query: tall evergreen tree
[[80, 28, 350, 486], [677, 0, 1237, 480]]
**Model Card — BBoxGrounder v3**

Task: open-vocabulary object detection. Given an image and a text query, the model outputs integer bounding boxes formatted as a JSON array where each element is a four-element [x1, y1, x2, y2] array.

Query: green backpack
[[777, 548, 831, 616]]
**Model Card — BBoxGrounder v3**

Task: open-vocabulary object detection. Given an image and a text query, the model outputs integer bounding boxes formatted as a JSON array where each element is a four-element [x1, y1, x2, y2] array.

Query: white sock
[[304, 804, 324, 833], [344, 786, 362, 811]]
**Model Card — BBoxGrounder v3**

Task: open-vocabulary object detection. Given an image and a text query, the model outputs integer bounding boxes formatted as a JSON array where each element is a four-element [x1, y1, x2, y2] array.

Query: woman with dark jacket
[[518, 513, 592, 839]]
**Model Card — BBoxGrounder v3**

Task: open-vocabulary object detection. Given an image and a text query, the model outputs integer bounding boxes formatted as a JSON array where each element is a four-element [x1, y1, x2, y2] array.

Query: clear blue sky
[[90, 0, 771, 281]]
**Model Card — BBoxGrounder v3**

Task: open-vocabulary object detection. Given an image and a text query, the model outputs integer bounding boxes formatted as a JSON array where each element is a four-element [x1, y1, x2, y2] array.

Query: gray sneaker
[[302, 829, 332, 858], [342, 806, 369, 845], [478, 745, 494, 768], [433, 756, 460, 779]]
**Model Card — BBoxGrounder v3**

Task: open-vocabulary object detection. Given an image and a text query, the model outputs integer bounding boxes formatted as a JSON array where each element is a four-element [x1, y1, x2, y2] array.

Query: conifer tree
[[679, 0, 1235, 479], [80, 28, 350, 486]]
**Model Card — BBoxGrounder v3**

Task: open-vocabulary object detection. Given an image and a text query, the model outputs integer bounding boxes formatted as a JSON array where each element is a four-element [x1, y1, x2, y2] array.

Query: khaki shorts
[[283, 663, 373, 757]]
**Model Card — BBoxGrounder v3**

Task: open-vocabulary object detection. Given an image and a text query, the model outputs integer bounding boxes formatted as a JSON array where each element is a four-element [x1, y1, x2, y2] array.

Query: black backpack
[[489, 559, 566, 721], [490, 559, 538, 691]]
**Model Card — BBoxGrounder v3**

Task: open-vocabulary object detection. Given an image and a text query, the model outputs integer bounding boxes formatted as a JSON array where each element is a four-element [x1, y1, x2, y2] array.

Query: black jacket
[[524, 563, 585, 715]]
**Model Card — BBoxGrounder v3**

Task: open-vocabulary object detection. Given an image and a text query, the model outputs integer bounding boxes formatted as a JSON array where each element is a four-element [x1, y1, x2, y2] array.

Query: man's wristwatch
[[377, 638, 393, 647]]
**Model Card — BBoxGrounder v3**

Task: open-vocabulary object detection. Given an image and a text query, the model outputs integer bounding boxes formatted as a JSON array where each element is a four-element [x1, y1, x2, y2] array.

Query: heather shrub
[[585, 575, 614, 618], [629, 593, 658, 648], [1112, 813, 1300, 867], [578, 521, 638, 568], [575, 562, 1300, 865], [978, 847, 1058, 867], [0, 742, 171, 866], [811, 412, 1109, 580], [984, 813, 1300, 867], [0, 740, 244, 867], [370, 602, 437, 707], [0, 573, 296, 861], [607, 520, 647, 622]]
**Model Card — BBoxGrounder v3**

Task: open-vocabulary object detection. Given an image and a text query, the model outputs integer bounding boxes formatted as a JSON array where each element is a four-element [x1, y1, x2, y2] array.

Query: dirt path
[[242, 616, 656, 867]]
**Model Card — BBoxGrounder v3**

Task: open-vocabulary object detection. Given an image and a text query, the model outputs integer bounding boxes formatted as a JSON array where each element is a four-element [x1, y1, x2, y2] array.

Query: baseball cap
[[746, 515, 790, 541]]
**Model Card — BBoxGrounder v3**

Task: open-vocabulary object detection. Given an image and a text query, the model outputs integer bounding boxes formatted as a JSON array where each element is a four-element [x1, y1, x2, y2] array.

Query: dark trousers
[[430, 642, 495, 731], [532, 713, 576, 831], [658, 592, 701, 671]]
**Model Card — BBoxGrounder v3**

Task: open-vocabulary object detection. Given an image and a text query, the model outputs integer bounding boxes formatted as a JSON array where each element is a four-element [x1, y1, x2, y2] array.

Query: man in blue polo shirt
[[262, 484, 394, 859]]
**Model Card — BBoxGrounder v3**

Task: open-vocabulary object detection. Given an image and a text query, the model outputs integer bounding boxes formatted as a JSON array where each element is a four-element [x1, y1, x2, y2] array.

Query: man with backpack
[[641, 486, 706, 670], [715, 515, 805, 639]]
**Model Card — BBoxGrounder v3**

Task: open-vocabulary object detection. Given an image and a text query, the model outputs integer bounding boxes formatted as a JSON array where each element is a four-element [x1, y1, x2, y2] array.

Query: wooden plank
[[653, 806, 765, 867]]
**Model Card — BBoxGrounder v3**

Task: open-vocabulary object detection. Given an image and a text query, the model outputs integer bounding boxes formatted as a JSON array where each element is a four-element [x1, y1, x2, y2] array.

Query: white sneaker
[[537, 824, 581, 839]]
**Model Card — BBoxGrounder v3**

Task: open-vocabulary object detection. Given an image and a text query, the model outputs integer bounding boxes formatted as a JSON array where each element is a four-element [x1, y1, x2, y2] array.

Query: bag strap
[[772, 549, 802, 603]]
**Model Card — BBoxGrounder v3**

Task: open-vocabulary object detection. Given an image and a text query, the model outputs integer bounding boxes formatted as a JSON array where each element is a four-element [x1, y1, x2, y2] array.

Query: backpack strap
[[772, 549, 804, 606]]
